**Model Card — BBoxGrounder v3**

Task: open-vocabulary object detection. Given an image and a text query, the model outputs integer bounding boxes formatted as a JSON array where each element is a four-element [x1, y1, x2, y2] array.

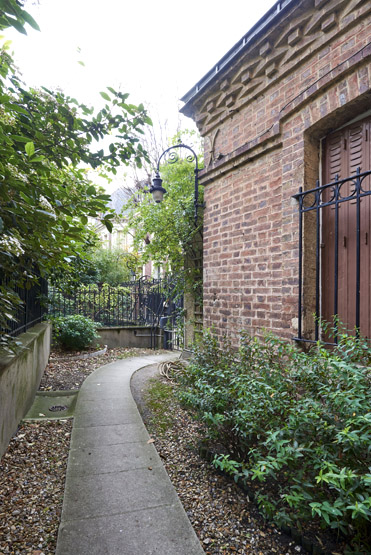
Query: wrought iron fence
[[1, 272, 184, 348], [48, 276, 184, 349], [158, 294, 184, 350], [293, 167, 371, 344], [1, 275, 48, 338], [49, 278, 160, 326]]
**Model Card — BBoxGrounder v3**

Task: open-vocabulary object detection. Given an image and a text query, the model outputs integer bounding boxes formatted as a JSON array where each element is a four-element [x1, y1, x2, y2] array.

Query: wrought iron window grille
[[293, 167, 371, 345]]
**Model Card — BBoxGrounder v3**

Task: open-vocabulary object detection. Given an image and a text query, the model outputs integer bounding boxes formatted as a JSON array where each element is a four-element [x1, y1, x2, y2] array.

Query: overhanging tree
[[123, 133, 203, 295], [0, 0, 152, 346]]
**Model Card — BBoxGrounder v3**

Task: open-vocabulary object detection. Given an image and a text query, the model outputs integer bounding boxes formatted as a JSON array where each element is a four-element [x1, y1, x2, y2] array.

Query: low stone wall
[[96, 326, 162, 350], [0, 322, 51, 458]]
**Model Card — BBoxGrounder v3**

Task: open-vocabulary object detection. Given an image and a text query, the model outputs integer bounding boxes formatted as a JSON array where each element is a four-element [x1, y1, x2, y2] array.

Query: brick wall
[[182, 0, 371, 343]]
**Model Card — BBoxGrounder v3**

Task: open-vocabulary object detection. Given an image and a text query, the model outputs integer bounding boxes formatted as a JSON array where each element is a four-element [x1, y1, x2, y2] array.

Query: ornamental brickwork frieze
[[191, 0, 370, 147], [180, 0, 371, 344]]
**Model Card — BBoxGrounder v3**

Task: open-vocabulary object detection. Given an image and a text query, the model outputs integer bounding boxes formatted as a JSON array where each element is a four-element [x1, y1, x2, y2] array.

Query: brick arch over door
[[322, 116, 371, 338]]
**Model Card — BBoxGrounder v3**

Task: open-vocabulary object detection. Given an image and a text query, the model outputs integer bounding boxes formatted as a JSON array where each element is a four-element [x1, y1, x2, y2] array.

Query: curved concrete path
[[56, 353, 204, 555]]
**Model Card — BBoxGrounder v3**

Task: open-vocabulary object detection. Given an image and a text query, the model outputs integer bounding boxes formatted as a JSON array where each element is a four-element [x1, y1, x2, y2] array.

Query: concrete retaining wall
[[96, 326, 162, 349], [0, 322, 51, 458]]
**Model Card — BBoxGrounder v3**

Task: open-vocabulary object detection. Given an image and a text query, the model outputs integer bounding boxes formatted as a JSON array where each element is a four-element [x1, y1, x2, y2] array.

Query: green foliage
[[52, 314, 100, 351], [0, 0, 40, 35], [57, 247, 140, 287], [144, 378, 175, 434], [123, 131, 203, 297], [90, 248, 140, 286], [0, 5, 152, 342], [178, 329, 371, 548], [49, 236, 143, 287], [320, 317, 371, 366]]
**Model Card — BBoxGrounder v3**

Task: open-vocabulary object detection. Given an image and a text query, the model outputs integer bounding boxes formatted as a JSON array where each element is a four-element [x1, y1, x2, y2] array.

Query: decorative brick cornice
[[200, 43, 371, 185], [183, 0, 371, 135]]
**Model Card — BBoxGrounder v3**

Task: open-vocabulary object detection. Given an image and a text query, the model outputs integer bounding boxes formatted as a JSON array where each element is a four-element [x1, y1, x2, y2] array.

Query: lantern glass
[[152, 188, 164, 203]]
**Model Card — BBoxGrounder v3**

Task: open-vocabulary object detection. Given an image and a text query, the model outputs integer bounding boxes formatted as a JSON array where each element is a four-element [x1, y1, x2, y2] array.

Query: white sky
[[4, 0, 276, 188]]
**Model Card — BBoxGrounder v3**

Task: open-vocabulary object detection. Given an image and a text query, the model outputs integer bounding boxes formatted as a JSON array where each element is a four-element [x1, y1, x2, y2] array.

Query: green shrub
[[178, 329, 371, 548], [52, 315, 100, 351]]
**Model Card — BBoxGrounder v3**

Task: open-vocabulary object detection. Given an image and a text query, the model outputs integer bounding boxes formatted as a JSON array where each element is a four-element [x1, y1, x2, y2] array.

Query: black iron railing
[[49, 276, 184, 349], [49, 277, 165, 327], [151, 294, 184, 350], [293, 167, 371, 344], [1, 274, 184, 347], [1, 275, 48, 337]]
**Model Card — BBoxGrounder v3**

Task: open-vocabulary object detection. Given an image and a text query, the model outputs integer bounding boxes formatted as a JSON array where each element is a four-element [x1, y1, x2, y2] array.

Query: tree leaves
[[25, 141, 35, 157], [104, 219, 113, 233], [100, 91, 111, 101], [0, 0, 40, 34], [19, 9, 40, 31], [0, 10, 152, 343], [124, 141, 203, 296]]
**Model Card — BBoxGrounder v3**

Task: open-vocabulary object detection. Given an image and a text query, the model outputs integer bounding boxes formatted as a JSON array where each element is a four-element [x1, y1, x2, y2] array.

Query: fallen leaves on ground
[[0, 420, 72, 554], [39, 347, 163, 391]]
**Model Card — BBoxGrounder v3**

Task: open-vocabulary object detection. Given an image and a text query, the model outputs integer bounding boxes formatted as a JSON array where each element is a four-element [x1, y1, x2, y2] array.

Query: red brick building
[[181, 0, 371, 345]]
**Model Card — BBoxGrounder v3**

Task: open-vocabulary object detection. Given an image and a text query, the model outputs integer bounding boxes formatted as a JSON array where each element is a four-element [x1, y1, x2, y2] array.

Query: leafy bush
[[52, 315, 100, 351], [90, 248, 140, 286], [178, 329, 371, 548]]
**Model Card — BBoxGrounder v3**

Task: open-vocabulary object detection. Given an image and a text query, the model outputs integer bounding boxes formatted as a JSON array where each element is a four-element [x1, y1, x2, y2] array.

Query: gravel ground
[[131, 368, 304, 555], [0, 420, 72, 554], [0, 347, 158, 555], [0, 348, 338, 554]]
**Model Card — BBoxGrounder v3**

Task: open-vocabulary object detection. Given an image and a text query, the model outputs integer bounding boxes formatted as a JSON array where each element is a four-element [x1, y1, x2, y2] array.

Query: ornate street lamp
[[149, 143, 203, 223]]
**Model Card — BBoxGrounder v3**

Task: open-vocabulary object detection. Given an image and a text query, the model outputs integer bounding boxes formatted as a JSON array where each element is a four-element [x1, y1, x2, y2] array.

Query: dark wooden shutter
[[322, 117, 371, 338]]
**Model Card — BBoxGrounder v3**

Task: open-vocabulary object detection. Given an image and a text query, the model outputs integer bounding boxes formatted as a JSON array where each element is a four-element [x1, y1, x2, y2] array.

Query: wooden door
[[322, 117, 371, 338]]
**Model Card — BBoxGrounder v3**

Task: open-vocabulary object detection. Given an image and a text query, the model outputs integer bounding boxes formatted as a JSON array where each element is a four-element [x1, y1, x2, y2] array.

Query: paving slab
[[77, 383, 134, 401], [61, 465, 177, 521], [71, 422, 149, 447], [67, 441, 158, 476], [56, 353, 204, 555], [57, 503, 204, 555]]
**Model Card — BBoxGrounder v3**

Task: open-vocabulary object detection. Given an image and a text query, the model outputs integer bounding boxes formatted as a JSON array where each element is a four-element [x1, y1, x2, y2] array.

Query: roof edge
[[180, 0, 295, 110]]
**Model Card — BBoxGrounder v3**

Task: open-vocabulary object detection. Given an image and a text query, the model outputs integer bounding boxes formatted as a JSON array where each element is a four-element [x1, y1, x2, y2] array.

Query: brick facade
[[181, 0, 371, 343]]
